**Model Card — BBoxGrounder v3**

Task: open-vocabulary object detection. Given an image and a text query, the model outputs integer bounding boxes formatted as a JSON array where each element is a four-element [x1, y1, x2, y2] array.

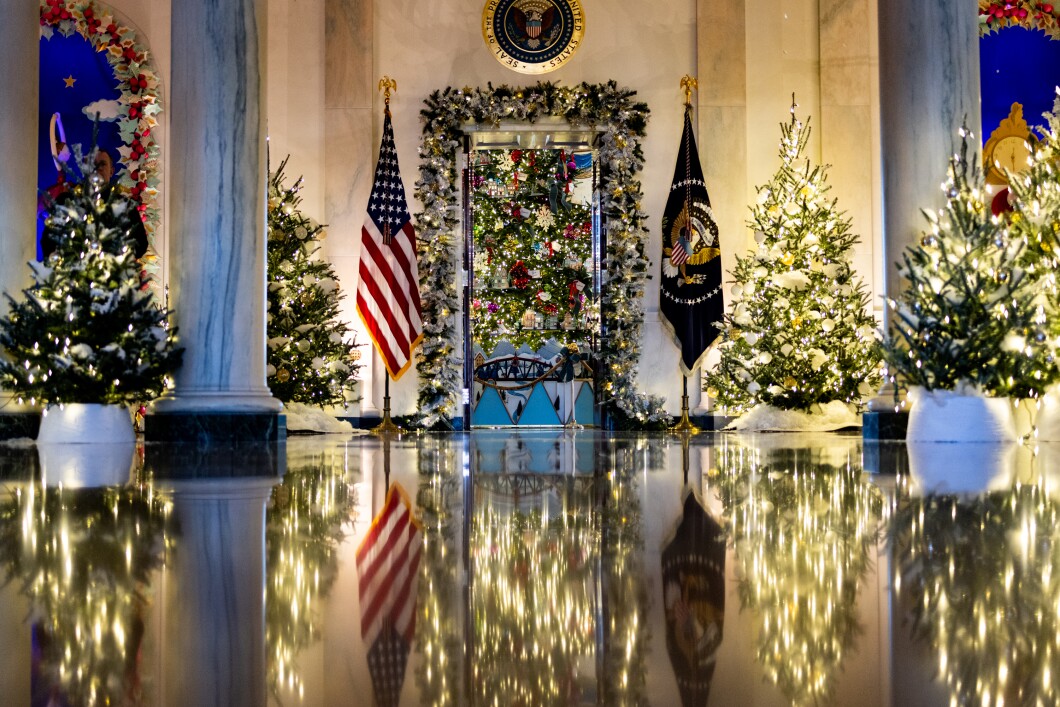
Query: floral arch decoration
[[979, 1, 1060, 37], [40, 0, 162, 273], [414, 81, 668, 429]]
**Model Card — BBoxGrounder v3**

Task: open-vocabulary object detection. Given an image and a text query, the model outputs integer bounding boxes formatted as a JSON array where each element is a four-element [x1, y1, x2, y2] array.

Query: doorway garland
[[414, 81, 667, 428]]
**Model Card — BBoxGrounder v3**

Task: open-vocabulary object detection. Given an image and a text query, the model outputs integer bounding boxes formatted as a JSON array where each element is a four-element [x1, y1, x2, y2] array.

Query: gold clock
[[983, 103, 1033, 186]]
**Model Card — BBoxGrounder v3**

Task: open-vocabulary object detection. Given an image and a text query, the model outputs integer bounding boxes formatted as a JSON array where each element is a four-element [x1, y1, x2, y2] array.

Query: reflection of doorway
[[464, 127, 601, 427]]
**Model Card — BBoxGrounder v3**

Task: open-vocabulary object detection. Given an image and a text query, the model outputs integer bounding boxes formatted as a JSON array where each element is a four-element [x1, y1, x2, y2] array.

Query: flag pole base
[[669, 376, 700, 434], [371, 375, 403, 436]]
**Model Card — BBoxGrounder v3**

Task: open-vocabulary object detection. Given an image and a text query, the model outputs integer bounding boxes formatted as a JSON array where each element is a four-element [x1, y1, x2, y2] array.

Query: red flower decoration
[[509, 261, 531, 289], [511, 149, 523, 164]]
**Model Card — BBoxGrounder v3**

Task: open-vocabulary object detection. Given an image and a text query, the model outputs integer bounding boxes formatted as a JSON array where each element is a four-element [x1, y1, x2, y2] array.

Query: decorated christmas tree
[[266, 160, 361, 408], [470, 148, 596, 355], [1001, 93, 1060, 397], [0, 153, 181, 405], [704, 103, 881, 418], [883, 126, 1055, 398]]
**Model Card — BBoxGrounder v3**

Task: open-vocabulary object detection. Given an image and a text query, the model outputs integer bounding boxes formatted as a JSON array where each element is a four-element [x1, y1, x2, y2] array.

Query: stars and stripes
[[356, 108, 423, 380], [356, 482, 422, 707], [671, 235, 690, 266]]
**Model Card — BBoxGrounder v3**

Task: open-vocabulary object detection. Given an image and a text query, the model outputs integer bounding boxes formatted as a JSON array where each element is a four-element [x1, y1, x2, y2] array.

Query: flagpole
[[370, 75, 402, 438], [671, 75, 701, 435]]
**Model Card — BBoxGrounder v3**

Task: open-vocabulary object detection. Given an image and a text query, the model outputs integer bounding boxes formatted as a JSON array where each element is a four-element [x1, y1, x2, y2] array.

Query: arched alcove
[[38, 1, 162, 275]]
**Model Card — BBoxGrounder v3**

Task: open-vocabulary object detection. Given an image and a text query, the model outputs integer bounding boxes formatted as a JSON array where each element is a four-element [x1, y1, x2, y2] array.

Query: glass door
[[465, 130, 600, 427]]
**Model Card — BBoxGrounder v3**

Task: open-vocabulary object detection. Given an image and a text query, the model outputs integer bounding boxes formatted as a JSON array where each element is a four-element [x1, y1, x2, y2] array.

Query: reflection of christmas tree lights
[[0, 480, 170, 706], [413, 437, 649, 705], [890, 482, 1060, 706], [717, 438, 883, 705], [471, 475, 598, 705], [415, 437, 462, 706], [599, 439, 648, 706], [265, 455, 357, 701]]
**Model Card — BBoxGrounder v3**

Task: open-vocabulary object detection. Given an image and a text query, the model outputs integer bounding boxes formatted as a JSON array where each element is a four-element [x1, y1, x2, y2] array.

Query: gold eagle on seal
[[663, 201, 720, 284]]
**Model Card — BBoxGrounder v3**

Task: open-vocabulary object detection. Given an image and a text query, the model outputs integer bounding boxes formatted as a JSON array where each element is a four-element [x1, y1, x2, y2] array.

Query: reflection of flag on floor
[[662, 492, 726, 706], [356, 483, 422, 707], [659, 105, 724, 375]]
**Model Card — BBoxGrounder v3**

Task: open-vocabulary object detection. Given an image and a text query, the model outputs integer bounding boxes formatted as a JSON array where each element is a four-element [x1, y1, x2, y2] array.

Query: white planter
[[37, 442, 135, 488], [906, 387, 1017, 443], [37, 403, 136, 445], [907, 441, 1016, 496]]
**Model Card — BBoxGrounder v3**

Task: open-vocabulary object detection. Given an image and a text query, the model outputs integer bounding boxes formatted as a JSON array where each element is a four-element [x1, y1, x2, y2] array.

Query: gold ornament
[[706, 387, 719, 398], [792, 315, 803, 328], [276, 368, 291, 383], [781, 252, 795, 266], [784, 377, 797, 388]]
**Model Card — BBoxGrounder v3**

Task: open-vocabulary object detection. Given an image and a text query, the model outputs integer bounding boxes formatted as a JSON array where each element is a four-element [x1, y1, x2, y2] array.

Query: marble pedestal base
[[862, 410, 908, 441], [144, 412, 285, 444], [0, 412, 39, 441]]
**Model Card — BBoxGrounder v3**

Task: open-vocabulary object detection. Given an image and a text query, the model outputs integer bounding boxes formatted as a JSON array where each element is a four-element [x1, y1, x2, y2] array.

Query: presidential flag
[[662, 492, 726, 706], [356, 106, 424, 380], [660, 106, 724, 375], [356, 482, 423, 707]]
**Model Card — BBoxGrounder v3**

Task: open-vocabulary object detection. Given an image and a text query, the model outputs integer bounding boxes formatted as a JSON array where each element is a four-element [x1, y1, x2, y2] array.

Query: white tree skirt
[[283, 402, 358, 434], [725, 400, 861, 432]]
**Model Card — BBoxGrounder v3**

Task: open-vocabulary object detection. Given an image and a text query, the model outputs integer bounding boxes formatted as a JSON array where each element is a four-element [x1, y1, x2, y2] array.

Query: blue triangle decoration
[[472, 386, 513, 426], [517, 383, 561, 426], [574, 382, 596, 426]]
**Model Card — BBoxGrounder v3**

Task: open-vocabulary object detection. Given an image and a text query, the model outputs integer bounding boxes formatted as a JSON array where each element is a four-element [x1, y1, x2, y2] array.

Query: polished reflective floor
[[0, 429, 1054, 706]]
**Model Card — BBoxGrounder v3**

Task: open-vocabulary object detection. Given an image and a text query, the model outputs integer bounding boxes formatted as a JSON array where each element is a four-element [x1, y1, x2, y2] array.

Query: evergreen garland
[[704, 104, 881, 415], [266, 160, 362, 408], [0, 159, 181, 406], [415, 81, 665, 428]]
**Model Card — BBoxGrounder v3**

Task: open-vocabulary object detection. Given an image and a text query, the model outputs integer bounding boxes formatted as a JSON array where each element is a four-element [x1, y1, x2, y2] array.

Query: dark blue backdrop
[[38, 32, 122, 192], [980, 27, 1060, 141]]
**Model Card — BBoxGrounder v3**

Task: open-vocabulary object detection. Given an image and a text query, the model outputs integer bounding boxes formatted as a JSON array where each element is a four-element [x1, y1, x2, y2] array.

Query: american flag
[[671, 234, 690, 266], [356, 108, 423, 380], [356, 482, 422, 707]]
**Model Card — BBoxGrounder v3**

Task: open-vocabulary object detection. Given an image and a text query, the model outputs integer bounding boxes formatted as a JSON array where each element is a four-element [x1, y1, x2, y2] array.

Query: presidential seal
[[482, 0, 585, 74]]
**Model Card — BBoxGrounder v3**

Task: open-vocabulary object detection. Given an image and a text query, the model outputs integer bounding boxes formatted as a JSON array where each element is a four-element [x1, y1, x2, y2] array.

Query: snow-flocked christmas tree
[[266, 160, 361, 408], [0, 153, 181, 405], [704, 103, 881, 418], [882, 125, 1056, 399]]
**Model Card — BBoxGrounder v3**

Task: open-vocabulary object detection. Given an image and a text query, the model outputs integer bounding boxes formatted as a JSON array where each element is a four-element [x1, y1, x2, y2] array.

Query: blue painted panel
[[472, 386, 513, 426], [517, 384, 561, 426], [574, 382, 596, 425]]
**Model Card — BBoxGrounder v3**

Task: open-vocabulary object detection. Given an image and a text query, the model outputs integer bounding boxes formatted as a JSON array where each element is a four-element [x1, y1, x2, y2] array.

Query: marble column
[[0, 0, 42, 438], [877, 0, 980, 320], [160, 478, 276, 707], [148, 0, 282, 442], [698, 0, 747, 416], [866, 0, 979, 431]]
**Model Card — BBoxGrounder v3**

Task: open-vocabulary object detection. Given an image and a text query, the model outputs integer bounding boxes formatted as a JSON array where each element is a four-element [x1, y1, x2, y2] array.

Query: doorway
[[464, 126, 601, 427]]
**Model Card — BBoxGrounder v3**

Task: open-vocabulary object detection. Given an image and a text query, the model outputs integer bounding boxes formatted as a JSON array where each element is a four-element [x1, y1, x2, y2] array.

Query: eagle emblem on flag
[[659, 105, 724, 374]]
